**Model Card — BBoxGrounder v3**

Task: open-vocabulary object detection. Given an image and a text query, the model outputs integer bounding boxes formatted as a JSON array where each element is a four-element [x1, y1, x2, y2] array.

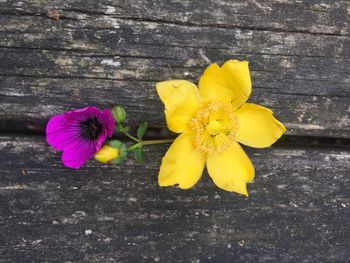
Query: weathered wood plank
[[0, 12, 349, 138], [0, 135, 349, 262], [1, 48, 350, 92], [0, 0, 348, 35], [0, 15, 349, 58], [1, 75, 349, 138]]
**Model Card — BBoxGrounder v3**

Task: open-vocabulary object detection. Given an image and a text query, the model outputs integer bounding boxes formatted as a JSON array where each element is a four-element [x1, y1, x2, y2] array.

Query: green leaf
[[108, 140, 128, 165], [111, 156, 125, 165], [137, 122, 148, 140], [108, 140, 123, 149], [134, 147, 144, 163]]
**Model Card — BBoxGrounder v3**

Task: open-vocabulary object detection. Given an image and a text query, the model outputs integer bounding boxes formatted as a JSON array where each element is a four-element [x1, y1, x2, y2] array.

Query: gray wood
[[0, 135, 349, 262], [0, 0, 348, 35], [1, 13, 349, 57], [1, 75, 349, 138], [0, 1, 350, 138], [0, 13, 349, 137]]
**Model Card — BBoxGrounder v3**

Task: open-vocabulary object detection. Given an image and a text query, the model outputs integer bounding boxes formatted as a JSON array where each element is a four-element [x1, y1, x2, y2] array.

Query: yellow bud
[[95, 145, 119, 163]]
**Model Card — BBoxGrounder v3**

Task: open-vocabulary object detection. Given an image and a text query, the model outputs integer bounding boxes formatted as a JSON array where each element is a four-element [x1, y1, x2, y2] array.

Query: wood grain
[[0, 135, 349, 262], [1, 74, 349, 138], [0, 0, 348, 35], [1, 2, 349, 138]]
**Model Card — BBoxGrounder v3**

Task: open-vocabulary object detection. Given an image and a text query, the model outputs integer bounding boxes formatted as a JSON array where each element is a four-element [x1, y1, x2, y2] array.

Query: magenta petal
[[46, 114, 79, 151], [61, 140, 100, 169], [99, 109, 115, 137], [96, 129, 108, 149], [64, 106, 100, 123]]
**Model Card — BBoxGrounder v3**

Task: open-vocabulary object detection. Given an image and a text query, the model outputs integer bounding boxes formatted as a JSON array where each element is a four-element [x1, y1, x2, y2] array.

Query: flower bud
[[108, 140, 128, 164], [112, 106, 127, 123], [95, 145, 119, 163]]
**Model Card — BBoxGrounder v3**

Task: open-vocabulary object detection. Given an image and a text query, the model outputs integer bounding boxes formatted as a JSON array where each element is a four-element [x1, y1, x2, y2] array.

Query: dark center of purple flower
[[79, 117, 103, 140]]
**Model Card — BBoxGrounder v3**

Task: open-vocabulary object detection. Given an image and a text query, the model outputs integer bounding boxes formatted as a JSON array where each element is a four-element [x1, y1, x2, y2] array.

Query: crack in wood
[[0, 120, 349, 148]]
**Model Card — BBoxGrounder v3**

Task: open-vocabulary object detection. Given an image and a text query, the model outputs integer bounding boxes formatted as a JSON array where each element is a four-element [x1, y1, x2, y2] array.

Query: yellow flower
[[156, 60, 286, 196], [95, 145, 119, 163]]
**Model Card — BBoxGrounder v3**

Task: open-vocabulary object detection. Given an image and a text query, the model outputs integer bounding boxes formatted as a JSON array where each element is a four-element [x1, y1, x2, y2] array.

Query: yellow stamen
[[190, 102, 239, 154]]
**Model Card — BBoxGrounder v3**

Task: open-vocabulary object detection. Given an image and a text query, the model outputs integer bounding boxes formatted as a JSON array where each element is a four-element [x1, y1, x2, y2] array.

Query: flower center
[[206, 120, 223, 136], [190, 102, 239, 154], [80, 117, 103, 140]]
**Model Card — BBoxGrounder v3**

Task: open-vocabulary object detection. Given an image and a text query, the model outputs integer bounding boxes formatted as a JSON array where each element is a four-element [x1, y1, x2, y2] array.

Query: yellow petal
[[221, 60, 252, 108], [158, 132, 206, 189], [207, 142, 254, 196], [198, 64, 234, 103], [95, 145, 119, 163], [198, 60, 252, 108], [156, 80, 201, 133], [236, 103, 286, 148]]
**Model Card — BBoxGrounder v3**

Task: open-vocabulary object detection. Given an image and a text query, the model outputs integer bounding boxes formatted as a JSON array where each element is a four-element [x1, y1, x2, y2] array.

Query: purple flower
[[46, 106, 115, 169]]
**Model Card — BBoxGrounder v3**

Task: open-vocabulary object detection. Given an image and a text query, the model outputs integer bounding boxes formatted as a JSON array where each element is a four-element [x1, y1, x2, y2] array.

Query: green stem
[[127, 138, 174, 152], [127, 142, 142, 151], [123, 130, 140, 142], [141, 139, 174, 146], [118, 124, 140, 142]]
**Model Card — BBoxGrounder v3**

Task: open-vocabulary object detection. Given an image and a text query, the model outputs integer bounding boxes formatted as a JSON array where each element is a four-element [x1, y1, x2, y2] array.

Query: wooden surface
[[0, 0, 349, 262], [0, 136, 349, 262], [1, 0, 350, 137]]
